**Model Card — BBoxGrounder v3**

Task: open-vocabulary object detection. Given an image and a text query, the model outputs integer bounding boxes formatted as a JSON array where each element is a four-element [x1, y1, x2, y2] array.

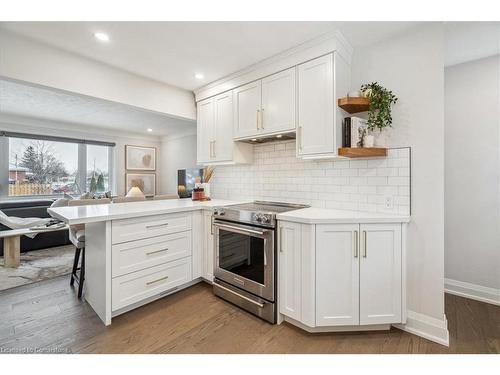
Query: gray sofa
[[0, 199, 70, 256]]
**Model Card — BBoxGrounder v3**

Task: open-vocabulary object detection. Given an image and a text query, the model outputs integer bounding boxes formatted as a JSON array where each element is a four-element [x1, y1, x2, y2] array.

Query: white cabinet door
[[191, 211, 203, 280], [202, 211, 215, 282], [233, 80, 261, 138], [261, 68, 296, 135], [359, 224, 402, 325], [213, 91, 234, 162], [316, 224, 360, 326], [197, 98, 214, 163], [297, 54, 334, 156], [278, 221, 302, 321]]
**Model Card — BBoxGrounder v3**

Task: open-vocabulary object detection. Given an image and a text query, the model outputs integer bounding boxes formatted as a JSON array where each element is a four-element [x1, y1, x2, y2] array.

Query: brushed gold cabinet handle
[[146, 223, 169, 229], [354, 230, 358, 258], [146, 248, 168, 256], [298, 126, 303, 151], [279, 227, 284, 253], [213, 140, 216, 158], [146, 276, 169, 285], [261, 108, 264, 129], [363, 231, 367, 258], [256, 109, 260, 130]]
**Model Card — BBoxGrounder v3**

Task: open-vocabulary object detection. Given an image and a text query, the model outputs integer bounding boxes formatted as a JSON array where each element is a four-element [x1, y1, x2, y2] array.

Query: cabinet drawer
[[112, 257, 192, 311], [112, 213, 191, 244], [112, 231, 192, 277]]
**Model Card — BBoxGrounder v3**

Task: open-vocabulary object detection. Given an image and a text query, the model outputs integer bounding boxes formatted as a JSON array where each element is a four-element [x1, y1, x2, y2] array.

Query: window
[[86, 144, 110, 194], [2, 133, 114, 198]]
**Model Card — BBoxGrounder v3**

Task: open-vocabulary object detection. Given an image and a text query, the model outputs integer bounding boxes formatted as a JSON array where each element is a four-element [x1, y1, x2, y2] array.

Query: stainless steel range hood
[[235, 131, 296, 144]]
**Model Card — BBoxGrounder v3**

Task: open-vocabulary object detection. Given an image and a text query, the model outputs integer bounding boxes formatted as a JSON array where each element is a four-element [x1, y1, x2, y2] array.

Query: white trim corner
[[393, 310, 449, 347]]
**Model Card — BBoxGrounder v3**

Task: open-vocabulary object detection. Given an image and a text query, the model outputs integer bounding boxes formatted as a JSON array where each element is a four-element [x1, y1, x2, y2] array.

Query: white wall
[[160, 133, 198, 195], [351, 25, 446, 327], [0, 29, 196, 121], [0, 113, 163, 196], [444, 56, 500, 291]]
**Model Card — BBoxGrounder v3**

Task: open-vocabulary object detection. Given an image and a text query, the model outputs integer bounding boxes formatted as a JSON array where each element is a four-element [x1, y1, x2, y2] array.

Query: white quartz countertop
[[49, 198, 410, 226], [276, 207, 410, 224], [48, 199, 248, 225]]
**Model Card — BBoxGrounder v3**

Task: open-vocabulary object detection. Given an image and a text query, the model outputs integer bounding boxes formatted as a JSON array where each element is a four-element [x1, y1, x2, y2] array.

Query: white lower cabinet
[[279, 220, 405, 329], [359, 224, 402, 325], [202, 210, 215, 282], [112, 257, 192, 311], [111, 212, 197, 314], [278, 221, 302, 321], [316, 224, 360, 326]]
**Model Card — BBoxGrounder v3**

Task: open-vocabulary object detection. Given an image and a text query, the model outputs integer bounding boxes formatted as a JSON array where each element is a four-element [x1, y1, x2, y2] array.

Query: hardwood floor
[[0, 275, 498, 354]]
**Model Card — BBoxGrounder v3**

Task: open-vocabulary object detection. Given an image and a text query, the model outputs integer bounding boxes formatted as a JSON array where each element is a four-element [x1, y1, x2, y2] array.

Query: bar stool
[[67, 198, 111, 298]]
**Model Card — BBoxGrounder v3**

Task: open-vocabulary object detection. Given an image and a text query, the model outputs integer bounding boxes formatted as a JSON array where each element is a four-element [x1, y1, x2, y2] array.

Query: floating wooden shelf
[[338, 97, 370, 114], [338, 147, 387, 158]]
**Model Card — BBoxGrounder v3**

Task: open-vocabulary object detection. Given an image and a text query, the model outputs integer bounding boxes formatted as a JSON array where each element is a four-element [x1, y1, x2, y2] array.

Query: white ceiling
[[445, 22, 500, 67], [0, 21, 421, 91], [0, 79, 195, 137]]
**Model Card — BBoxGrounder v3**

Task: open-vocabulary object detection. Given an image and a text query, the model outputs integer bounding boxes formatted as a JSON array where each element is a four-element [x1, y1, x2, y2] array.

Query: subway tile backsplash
[[210, 140, 410, 215]]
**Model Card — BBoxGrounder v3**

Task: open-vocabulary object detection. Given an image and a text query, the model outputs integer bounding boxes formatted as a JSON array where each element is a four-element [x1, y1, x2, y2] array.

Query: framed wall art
[[125, 145, 156, 171]]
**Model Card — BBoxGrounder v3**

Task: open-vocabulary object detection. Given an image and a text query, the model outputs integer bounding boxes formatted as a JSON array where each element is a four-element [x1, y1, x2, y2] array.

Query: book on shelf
[[342, 117, 351, 147]]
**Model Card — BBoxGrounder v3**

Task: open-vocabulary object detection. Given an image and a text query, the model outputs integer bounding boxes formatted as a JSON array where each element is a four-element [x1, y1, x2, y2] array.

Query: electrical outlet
[[384, 195, 394, 209]]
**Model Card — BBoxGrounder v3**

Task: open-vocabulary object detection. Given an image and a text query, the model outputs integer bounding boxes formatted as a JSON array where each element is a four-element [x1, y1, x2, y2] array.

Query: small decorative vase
[[201, 183, 211, 198], [364, 134, 375, 148], [374, 131, 386, 147]]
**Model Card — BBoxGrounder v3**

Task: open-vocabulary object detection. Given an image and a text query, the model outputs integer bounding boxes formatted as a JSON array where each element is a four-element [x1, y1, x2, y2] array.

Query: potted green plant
[[360, 82, 398, 147]]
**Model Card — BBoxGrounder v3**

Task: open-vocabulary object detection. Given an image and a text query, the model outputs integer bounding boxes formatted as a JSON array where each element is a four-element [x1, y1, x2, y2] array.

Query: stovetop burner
[[213, 201, 309, 228], [226, 201, 309, 213]]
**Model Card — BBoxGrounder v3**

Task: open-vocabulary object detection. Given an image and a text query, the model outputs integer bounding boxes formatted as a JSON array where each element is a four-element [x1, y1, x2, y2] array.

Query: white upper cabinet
[[196, 98, 214, 164], [359, 224, 402, 325], [261, 68, 296, 135], [233, 68, 296, 140], [196, 33, 352, 160], [196, 92, 253, 165], [297, 54, 335, 156], [316, 224, 360, 326], [233, 81, 262, 139], [213, 91, 234, 162]]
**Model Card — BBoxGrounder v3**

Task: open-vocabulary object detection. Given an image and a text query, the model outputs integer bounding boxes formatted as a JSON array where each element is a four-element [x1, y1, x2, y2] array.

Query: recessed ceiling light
[[251, 139, 257, 142], [276, 134, 283, 138], [94, 32, 110, 42], [147, 128, 153, 132], [194, 73, 204, 80]]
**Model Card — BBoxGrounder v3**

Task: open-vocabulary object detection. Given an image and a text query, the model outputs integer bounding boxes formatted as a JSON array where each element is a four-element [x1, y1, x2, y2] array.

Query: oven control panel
[[213, 208, 225, 216], [253, 213, 272, 224]]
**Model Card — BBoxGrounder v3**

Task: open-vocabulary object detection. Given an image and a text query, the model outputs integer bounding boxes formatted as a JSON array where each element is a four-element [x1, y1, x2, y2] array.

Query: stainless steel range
[[212, 201, 308, 323]]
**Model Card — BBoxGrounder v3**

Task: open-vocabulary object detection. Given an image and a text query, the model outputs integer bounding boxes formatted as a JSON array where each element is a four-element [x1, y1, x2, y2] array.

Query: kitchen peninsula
[[48, 199, 246, 325]]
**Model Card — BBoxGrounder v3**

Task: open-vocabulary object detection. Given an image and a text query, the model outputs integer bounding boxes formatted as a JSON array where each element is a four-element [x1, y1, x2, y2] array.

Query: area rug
[[0, 245, 75, 291]]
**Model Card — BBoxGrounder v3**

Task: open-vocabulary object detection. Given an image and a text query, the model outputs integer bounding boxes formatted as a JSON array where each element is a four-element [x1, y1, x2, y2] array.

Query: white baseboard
[[393, 311, 449, 346], [445, 278, 500, 306]]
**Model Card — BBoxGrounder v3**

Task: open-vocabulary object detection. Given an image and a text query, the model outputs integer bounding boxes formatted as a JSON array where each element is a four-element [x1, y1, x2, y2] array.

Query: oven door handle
[[214, 222, 271, 237], [215, 282, 265, 308]]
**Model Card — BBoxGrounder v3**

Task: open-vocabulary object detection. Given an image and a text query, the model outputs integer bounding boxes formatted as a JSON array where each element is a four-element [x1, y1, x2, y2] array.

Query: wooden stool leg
[[78, 248, 85, 299], [70, 248, 81, 286], [4, 236, 20, 268]]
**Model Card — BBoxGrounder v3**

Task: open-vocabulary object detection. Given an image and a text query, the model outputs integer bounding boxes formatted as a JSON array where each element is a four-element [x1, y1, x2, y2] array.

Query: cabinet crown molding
[[194, 30, 353, 102]]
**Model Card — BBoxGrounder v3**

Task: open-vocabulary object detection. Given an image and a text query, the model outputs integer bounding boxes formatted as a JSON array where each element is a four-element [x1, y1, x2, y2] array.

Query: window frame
[[0, 133, 115, 200]]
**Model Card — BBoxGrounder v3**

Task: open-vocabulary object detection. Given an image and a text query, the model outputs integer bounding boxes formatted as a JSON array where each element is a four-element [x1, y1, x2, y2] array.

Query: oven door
[[214, 220, 275, 301]]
